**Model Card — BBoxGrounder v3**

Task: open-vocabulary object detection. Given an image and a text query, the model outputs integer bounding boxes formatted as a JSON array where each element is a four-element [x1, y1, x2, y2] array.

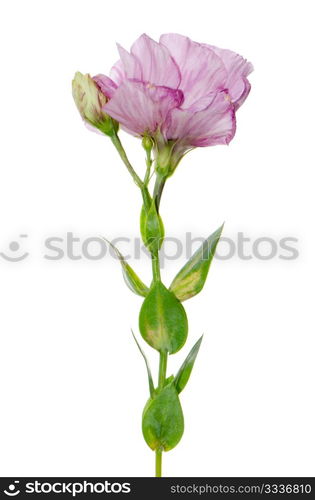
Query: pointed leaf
[[103, 238, 149, 297], [174, 336, 203, 394], [169, 224, 224, 301], [142, 381, 184, 451], [139, 280, 188, 354], [131, 330, 155, 398], [165, 375, 174, 386]]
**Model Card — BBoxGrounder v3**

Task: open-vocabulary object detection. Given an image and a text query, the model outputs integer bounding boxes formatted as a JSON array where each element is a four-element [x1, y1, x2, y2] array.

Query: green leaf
[[139, 281, 188, 354], [169, 224, 224, 301], [103, 238, 149, 297], [131, 330, 155, 398], [165, 375, 174, 386], [174, 336, 203, 394], [140, 201, 164, 255], [142, 382, 184, 451]]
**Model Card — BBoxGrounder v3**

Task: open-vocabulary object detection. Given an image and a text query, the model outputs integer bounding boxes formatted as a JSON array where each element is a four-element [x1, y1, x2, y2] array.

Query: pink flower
[[93, 33, 253, 171]]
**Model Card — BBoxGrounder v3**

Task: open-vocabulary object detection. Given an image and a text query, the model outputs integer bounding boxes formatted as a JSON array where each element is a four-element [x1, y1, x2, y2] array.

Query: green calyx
[[155, 142, 174, 177], [96, 116, 119, 136], [154, 137, 187, 178]]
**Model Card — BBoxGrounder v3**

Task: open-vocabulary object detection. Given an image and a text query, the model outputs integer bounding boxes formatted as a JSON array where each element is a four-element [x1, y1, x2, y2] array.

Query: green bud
[[140, 201, 164, 255], [72, 72, 117, 135], [142, 381, 184, 451], [139, 281, 188, 354], [142, 135, 154, 152]]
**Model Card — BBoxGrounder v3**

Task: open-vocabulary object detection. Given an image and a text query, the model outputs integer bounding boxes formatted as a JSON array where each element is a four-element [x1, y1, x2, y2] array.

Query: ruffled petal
[[110, 59, 125, 86], [117, 44, 142, 79], [130, 34, 181, 88], [93, 74, 117, 99], [109, 44, 143, 85], [160, 33, 227, 110], [233, 77, 251, 110], [166, 91, 235, 147], [103, 80, 183, 136], [206, 44, 253, 109]]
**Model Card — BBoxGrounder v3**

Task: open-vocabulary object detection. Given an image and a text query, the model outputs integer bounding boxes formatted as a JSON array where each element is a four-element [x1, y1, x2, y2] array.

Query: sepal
[[174, 336, 203, 394], [131, 330, 155, 398], [169, 224, 223, 301], [104, 238, 149, 297]]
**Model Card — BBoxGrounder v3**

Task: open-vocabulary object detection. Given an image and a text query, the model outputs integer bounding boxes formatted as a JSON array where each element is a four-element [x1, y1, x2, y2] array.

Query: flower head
[[75, 34, 253, 172]]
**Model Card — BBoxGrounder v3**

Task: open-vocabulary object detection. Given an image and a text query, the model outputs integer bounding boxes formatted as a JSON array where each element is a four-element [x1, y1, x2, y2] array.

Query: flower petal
[[109, 44, 143, 85], [93, 74, 117, 99], [206, 44, 253, 108], [130, 34, 181, 88], [110, 59, 125, 86], [160, 33, 227, 110], [117, 44, 142, 79], [166, 91, 236, 147], [104, 80, 183, 136], [233, 77, 251, 110]]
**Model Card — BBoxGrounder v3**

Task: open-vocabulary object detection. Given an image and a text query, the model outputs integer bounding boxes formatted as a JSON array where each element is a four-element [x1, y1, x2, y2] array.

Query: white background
[[0, 0, 314, 478]]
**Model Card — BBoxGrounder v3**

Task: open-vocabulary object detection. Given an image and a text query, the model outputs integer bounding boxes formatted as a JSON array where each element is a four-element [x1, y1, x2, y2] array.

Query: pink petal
[[110, 59, 125, 86], [116, 44, 142, 79], [233, 77, 251, 110], [93, 74, 117, 99], [130, 34, 181, 88], [103, 80, 183, 136], [206, 44, 253, 108], [109, 45, 142, 85], [160, 33, 227, 110], [166, 91, 236, 147]]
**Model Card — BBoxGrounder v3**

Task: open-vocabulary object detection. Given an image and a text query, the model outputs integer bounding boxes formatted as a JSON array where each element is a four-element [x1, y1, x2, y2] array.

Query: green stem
[[110, 132, 143, 189], [151, 243, 167, 478], [141, 185, 152, 211], [144, 148, 153, 186], [152, 254, 161, 282], [142, 162, 169, 477], [155, 350, 168, 478], [158, 350, 168, 389], [155, 448, 162, 477], [153, 174, 167, 211]]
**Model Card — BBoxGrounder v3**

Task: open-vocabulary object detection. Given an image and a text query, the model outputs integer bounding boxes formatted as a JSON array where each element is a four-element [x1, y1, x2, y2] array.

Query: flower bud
[[72, 72, 117, 135], [142, 135, 154, 152], [140, 201, 164, 256]]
